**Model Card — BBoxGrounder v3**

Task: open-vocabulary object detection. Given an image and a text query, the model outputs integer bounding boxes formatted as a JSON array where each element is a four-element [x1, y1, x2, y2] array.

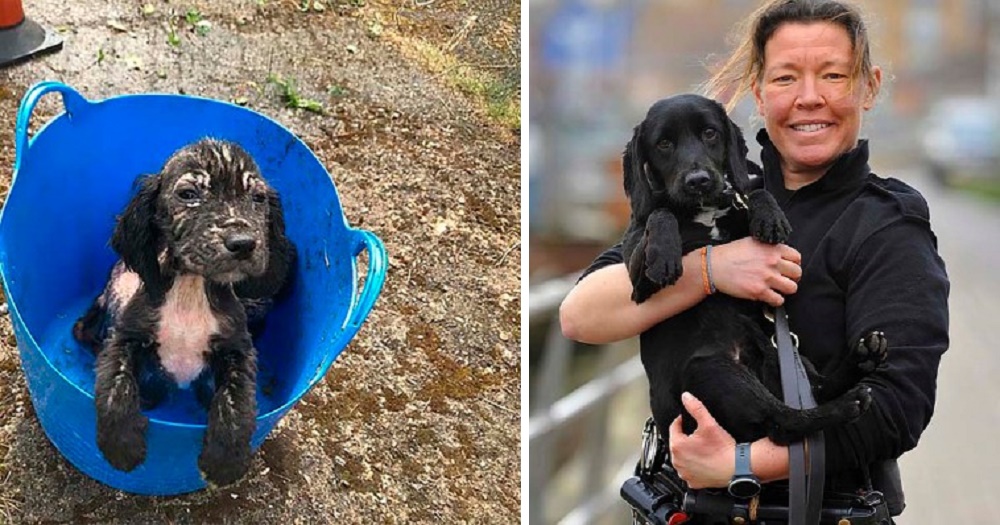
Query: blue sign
[[541, 0, 635, 70]]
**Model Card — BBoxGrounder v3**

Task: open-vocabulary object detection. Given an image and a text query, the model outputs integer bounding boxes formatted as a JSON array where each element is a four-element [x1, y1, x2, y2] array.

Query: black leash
[[773, 305, 824, 524]]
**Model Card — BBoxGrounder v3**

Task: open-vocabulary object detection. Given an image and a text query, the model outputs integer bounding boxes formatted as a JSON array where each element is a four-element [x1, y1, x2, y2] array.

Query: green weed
[[267, 74, 325, 113]]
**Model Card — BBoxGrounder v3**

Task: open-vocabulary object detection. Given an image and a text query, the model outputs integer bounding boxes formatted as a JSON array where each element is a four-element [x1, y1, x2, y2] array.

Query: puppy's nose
[[224, 233, 257, 259], [683, 170, 713, 193]]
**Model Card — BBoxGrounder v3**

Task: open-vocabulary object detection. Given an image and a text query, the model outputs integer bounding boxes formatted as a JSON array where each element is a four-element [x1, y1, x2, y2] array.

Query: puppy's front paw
[[199, 433, 251, 487], [832, 385, 873, 421], [750, 210, 792, 245], [747, 190, 791, 244], [631, 282, 656, 304], [97, 413, 149, 472], [644, 240, 682, 287], [851, 331, 888, 373]]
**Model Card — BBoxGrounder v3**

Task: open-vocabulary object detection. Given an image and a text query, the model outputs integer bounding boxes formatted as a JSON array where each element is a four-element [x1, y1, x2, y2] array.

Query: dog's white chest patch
[[111, 266, 142, 306], [693, 207, 729, 240], [156, 275, 218, 388]]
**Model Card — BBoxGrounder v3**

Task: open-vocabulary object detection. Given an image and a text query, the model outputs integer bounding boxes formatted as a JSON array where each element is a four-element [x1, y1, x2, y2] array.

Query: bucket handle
[[14, 81, 90, 174], [346, 229, 388, 330], [307, 229, 387, 386]]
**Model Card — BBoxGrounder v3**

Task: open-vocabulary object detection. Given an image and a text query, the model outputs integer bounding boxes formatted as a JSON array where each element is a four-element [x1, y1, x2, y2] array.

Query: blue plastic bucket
[[0, 81, 387, 495]]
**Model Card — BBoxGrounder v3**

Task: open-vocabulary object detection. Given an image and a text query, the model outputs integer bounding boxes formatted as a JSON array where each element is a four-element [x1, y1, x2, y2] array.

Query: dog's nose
[[683, 170, 713, 193], [224, 234, 257, 259]]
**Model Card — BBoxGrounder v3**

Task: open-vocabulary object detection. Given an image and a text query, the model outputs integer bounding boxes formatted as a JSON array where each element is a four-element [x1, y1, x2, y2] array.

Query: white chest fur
[[157, 275, 218, 388], [693, 207, 730, 240]]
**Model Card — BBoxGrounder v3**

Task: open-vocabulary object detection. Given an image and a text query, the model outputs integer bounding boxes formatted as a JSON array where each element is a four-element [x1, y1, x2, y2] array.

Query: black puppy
[[74, 139, 296, 486], [621, 94, 886, 445]]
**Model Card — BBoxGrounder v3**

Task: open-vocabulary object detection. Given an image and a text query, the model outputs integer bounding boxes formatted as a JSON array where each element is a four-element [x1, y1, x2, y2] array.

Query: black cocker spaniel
[[620, 94, 886, 445]]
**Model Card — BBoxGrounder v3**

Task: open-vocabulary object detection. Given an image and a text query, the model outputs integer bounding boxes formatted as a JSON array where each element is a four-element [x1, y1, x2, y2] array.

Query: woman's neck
[[780, 160, 831, 190]]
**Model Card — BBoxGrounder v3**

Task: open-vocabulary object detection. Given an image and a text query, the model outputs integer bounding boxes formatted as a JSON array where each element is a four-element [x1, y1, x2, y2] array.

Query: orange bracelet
[[700, 246, 713, 295]]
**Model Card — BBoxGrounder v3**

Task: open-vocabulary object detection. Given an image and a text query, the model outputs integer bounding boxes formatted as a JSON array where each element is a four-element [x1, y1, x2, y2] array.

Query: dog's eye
[[176, 188, 200, 202], [251, 191, 268, 204], [703, 128, 720, 143], [656, 140, 673, 151]]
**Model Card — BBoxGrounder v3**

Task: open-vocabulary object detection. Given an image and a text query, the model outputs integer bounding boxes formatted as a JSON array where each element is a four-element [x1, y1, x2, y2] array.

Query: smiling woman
[[751, 22, 881, 188], [558, 0, 950, 522]]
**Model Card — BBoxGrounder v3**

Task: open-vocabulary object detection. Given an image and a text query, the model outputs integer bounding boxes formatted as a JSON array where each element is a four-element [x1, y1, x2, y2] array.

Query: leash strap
[[774, 305, 825, 524]]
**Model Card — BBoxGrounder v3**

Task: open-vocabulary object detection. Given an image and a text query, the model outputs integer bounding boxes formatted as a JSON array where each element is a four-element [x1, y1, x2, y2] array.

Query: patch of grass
[[953, 177, 1000, 202], [184, 9, 203, 25], [394, 37, 519, 131], [267, 74, 325, 113], [194, 20, 211, 36], [184, 9, 211, 36], [481, 78, 519, 131], [166, 20, 181, 47]]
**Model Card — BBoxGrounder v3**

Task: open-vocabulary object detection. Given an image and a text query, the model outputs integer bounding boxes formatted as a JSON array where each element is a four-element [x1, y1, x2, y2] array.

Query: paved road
[[893, 170, 1000, 523]]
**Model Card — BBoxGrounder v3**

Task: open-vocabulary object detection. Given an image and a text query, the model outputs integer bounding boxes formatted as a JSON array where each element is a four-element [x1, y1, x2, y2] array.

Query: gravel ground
[[0, 0, 520, 522]]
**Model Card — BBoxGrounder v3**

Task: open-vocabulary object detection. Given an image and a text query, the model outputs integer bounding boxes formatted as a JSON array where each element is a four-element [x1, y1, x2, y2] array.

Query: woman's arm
[[824, 219, 949, 469], [560, 237, 803, 344], [559, 251, 706, 344], [668, 392, 790, 488]]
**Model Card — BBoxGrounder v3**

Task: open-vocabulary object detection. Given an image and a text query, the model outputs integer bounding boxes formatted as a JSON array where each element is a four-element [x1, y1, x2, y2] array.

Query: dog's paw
[[832, 385, 873, 420], [851, 331, 888, 373], [631, 283, 656, 304], [750, 211, 792, 245], [97, 413, 149, 472], [644, 245, 683, 288], [198, 428, 250, 487], [199, 434, 251, 487]]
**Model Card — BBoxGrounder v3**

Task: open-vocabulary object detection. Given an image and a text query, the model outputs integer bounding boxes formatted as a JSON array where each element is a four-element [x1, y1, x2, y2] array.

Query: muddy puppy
[[74, 138, 296, 486], [621, 94, 887, 446]]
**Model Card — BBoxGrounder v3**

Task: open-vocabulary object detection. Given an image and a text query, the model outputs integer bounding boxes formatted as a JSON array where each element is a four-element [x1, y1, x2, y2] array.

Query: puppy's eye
[[251, 191, 268, 204], [703, 128, 720, 142], [656, 140, 673, 151], [176, 188, 200, 202]]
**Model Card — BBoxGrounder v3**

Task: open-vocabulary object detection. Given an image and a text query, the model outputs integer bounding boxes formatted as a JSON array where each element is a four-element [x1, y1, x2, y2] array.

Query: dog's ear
[[265, 188, 296, 295], [235, 188, 296, 300], [623, 124, 665, 194], [112, 174, 164, 291], [622, 124, 643, 196], [724, 113, 752, 194]]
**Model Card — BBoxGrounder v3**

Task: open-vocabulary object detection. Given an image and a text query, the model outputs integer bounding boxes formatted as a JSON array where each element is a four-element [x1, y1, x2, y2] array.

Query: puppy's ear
[[724, 114, 752, 194], [623, 124, 665, 194], [622, 124, 642, 196], [265, 189, 295, 294], [112, 174, 164, 291]]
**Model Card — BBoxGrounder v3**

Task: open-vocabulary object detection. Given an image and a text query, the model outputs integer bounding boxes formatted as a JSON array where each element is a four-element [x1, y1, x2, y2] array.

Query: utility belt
[[621, 418, 896, 525], [622, 475, 893, 525]]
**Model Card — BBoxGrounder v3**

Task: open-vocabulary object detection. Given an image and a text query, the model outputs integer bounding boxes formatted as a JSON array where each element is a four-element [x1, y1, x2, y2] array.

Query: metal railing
[[529, 275, 646, 525]]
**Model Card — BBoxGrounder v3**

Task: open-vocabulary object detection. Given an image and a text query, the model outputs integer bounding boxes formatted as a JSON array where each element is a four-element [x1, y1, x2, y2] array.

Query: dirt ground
[[0, 0, 520, 523]]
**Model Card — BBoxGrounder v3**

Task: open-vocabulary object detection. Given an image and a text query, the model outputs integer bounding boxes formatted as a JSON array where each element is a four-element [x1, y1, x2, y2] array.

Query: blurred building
[[529, 0, 998, 279]]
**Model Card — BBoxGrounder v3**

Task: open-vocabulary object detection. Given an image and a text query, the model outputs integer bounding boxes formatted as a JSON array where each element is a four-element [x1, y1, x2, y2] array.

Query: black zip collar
[[757, 128, 871, 207]]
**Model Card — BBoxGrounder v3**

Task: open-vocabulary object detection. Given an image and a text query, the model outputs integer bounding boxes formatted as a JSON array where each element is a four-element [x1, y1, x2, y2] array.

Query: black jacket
[[582, 130, 950, 508]]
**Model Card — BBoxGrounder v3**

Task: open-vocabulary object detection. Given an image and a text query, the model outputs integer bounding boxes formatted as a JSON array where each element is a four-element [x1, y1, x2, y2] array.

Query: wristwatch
[[728, 442, 761, 499]]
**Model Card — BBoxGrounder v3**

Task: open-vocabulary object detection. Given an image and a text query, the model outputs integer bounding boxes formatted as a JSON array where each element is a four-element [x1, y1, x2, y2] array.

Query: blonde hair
[[703, 0, 879, 112]]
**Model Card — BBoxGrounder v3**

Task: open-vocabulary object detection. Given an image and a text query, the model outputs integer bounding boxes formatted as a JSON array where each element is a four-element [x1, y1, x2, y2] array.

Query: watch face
[[728, 477, 760, 499]]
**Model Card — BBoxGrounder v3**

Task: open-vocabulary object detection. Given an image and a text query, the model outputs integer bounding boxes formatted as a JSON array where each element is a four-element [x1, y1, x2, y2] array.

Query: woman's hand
[[668, 392, 737, 489], [560, 237, 801, 344], [710, 237, 802, 306]]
